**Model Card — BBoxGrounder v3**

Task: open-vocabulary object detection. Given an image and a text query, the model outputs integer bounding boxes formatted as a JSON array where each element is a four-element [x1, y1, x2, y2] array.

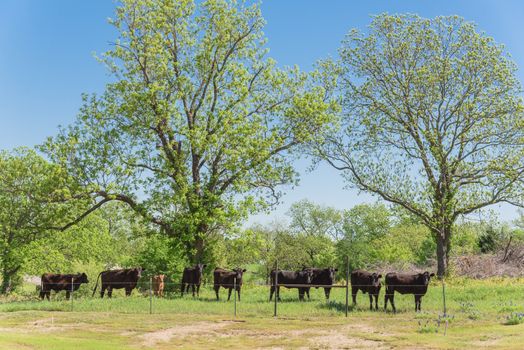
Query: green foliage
[[451, 222, 482, 256], [130, 234, 187, 287], [369, 224, 434, 266], [336, 203, 392, 270], [478, 226, 501, 253], [0, 148, 89, 293], [287, 199, 343, 240]]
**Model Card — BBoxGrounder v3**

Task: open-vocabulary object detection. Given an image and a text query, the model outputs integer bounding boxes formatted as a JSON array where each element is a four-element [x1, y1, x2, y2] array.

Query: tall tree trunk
[[435, 226, 451, 278], [193, 235, 205, 263], [0, 266, 18, 294]]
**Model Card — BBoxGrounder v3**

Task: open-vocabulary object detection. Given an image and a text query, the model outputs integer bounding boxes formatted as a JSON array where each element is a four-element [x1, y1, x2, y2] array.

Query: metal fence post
[[233, 277, 237, 317], [149, 276, 153, 315], [71, 276, 74, 312], [345, 256, 349, 317], [442, 278, 447, 317], [273, 260, 278, 317]]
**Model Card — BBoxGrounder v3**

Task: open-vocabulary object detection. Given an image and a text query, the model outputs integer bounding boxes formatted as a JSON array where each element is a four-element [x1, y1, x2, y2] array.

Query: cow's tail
[[92, 271, 103, 297]]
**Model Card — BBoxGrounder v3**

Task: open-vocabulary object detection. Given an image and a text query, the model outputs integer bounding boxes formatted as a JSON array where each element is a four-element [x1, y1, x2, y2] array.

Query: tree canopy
[[43, 0, 337, 264], [316, 14, 524, 276]]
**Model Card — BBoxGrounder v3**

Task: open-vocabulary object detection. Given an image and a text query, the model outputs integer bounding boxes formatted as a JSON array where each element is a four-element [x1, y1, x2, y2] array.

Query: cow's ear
[[378, 274, 382, 279], [242, 269, 247, 272], [430, 273, 435, 277], [203, 264, 207, 268], [334, 269, 338, 272]]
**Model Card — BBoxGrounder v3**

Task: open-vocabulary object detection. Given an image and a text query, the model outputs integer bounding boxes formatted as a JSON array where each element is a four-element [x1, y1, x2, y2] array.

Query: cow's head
[[196, 263, 207, 277], [370, 272, 382, 289], [299, 269, 314, 284], [134, 267, 143, 279], [326, 267, 338, 282], [232, 268, 246, 282], [155, 274, 166, 283], [419, 271, 435, 285], [77, 273, 89, 284]]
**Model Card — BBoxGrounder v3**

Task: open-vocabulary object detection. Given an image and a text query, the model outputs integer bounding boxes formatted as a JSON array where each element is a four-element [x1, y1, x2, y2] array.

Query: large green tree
[[316, 14, 524, 276], [44, 0, 336, 263], [0, 148, 86, 293]]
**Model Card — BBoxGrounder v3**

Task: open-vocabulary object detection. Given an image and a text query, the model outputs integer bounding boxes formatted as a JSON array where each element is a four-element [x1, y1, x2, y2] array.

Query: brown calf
[[152, 274, 166, 297]]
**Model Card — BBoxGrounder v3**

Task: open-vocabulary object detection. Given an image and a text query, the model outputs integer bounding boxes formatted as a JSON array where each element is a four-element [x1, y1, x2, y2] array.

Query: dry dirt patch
[[139, 319, 392, 349], [308, 331, 391, 350], [139, 320, 234, 347]]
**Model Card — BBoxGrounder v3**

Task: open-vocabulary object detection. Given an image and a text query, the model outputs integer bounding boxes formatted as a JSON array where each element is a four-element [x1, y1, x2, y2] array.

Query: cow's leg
[[214, 285, 220, 300], [325, 287, 331, 300], [107, 287, 113, 298], [100, 286, 105, 298], [196, 283, 201, 297], [352, 286, 358, 305], [303, 288, 310, 300], [414, 295, 421, 312], [269, 285, 274, 301], [191, 283, 195, 297], [180, 283, 185, 297], [125, 287, 131, 296], [384, 289, 390, 311], [369, 293, 373, 310], [277, 286, 281, 301], [390, 292, 396, 313], [227, 287, 232, 301], [40, 288, 45, 300], [237, 287, 241, 302], [374, 293, 379, 310], [66, 291, 71, 300], [46, 291, 51, 301]]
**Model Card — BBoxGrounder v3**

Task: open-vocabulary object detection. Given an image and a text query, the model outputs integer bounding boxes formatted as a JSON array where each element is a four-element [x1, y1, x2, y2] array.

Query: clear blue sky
[[1, 0, 523, 224]]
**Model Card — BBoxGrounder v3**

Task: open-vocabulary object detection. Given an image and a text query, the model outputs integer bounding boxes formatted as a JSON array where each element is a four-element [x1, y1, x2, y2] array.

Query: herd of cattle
[[39, 265, 435, 311]]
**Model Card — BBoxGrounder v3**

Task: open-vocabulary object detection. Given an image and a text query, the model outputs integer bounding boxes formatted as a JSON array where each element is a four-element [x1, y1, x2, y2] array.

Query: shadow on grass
[[316, 301, 356, 313]]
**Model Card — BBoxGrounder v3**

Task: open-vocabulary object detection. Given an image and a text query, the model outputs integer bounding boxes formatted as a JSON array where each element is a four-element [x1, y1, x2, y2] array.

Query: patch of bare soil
[[307, 331, 390, 350], [471, 337, 502, 347], [138, 319, 392, 349], [304, 324, 392, 350], [139, 321, 234, 347]]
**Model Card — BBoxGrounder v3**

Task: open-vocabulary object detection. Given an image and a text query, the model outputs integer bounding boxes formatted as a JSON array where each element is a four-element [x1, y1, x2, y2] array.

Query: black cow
[[350, 269, 382, 310], [269, 269, 313, 301], [213, 268, 246, 301], [301, 267, 338, 300], [92, 268, 142, 298], [40, 273, 89, 300], [181, 263, 207, 297], [384, 271, 435, 312]]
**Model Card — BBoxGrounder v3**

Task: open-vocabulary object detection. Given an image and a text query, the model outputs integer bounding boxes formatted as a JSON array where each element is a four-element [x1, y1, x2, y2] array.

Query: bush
[[504, 312, 524, 325], [478, 227, 500, 253]]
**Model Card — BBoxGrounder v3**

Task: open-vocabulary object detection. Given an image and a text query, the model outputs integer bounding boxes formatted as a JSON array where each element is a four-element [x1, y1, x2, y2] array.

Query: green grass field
[[1, 278, 524, 349]]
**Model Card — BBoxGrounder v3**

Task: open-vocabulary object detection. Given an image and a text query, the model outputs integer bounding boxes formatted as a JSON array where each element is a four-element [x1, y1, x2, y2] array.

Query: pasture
[[1, 277, 524, 349]]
